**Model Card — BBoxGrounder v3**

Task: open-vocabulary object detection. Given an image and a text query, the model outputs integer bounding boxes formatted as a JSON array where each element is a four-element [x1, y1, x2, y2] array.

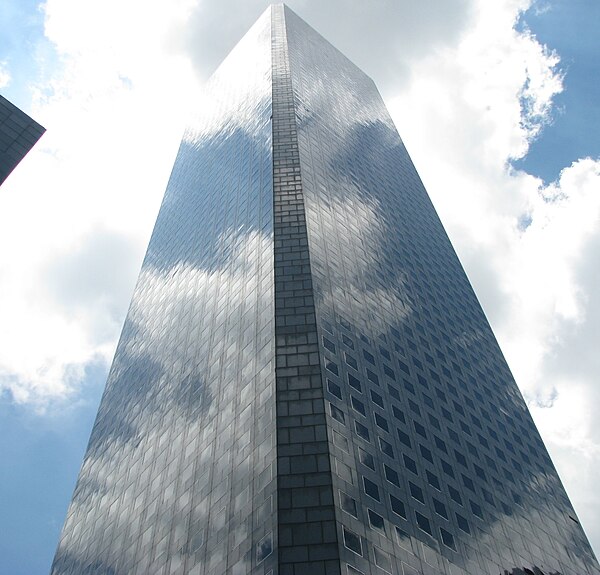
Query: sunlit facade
[[52, 5, 599, 575]]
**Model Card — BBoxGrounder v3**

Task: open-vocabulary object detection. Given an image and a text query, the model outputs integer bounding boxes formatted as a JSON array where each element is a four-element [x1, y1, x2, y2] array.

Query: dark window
[[366, 369, 379, 385], [374, 412, 389, 432], [363, 477, 380, 501], [414, 421, 427, 438], [409, 481, 425, 503], [462, 474, 475, 492], [370, 390, 384, 408], [343, 528, 362, 555], [384, 465, 401, 487], [348, 373, 362, 392], [383, 365, 396, 380], [419, 444, 433, 463], [379, 437, 394, 458], [403, 454, 418, 475], [351, 396, 366, 416], [441, 460, 455, 478], [342, 334, 354, 349], [325, 360, 339, 376], [426, 470, 441, 490], [456, 513, 470, 534], [345, 352, 358, 370], [368, 509, 386, 533], [354, 421, 370, 442], [434, 435, 447, 453], [440, 527, 456, 550], [415, 511, 432, 535], [470, 500, 483, 519], [327, 379, 342, 399], [363, 350, 376, 365], [323, 337, 336, 353], [397, 429, 412, 448], [448, 485, 462, 505], [340, 491, 357, 517], [389, 494, 406, 518], [392, 405, 406, 423], [359, 447, 375, 470], [330, 403, 345, 424], [433, 498, 448, 519]]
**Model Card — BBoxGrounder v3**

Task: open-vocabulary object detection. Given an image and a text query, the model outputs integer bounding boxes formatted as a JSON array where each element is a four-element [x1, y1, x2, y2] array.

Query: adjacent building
[[51, 5, 599, 575], [0, 95, 44, 186]]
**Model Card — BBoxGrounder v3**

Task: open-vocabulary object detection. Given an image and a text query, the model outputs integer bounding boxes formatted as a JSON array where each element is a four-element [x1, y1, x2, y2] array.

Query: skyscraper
[[0, 95, 45, 186], [51, 4, 599, 575]]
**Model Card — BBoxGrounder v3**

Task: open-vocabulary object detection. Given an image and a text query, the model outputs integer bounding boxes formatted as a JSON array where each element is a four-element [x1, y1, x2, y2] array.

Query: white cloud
[[0, 0, 202, 406]]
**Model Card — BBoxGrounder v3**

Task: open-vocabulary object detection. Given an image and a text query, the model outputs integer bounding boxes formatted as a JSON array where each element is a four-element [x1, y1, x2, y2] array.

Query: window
[[333, 430, 349, 452], [379, 437, 394, 458], [389, 494, 406, 518], [419, 444, 433, 463], [374, 412, 389, 432], [354, 421, 370, 442], [256, 533, 273, 563], [339, 491, 357, 517], [470, 500, 483, 519], [363, 350, 376, 365], [325, 360, 339, 376], [330, 403, 345, 424], [345, 352, 358, 370], [384, 465, 400, 487], [363, 477, 380, 501], [351, 396, 366, 416], [327, 379, 342, 399], [415, 511, 432, 535], [348, 373, 362, 392], [456, 513, 470, 534], [403, 454, 418, 475], [323, 337, 336, 353], [440, 527, 456, 550], [397, 429, 411, 448], [433, 497, 447, 519], [343, 528, 362, 556], [426, 470, 440, 490], [448, 485, 462, 505], [368, 509, 386, 533], [409, 482, 424, 504], [413, 421, 427, 438], [359, 447, 375, 470], [370, 390, 384, 408], [392, 405, 406, 423]]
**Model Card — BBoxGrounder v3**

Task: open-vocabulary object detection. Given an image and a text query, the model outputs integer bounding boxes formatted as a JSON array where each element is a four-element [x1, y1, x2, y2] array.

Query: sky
[[0, 0, 598, 573]]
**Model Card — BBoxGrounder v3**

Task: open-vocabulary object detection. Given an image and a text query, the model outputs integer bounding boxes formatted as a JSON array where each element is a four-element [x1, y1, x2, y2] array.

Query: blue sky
[[0, 1, 599, 574]]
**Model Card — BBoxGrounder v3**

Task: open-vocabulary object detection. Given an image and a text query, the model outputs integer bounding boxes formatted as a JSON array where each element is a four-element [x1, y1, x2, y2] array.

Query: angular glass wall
[[283, 6, 599, 575], [52, 10, 276, 575]]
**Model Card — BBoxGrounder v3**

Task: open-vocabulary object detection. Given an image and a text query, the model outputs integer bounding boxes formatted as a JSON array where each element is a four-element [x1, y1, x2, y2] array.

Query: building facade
[[0, 95, 45, 186], [52, 5, 599, 575]]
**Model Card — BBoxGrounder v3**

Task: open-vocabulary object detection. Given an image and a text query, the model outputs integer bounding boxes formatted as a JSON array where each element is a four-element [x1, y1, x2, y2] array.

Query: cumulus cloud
[[0, 0, 202, 406]]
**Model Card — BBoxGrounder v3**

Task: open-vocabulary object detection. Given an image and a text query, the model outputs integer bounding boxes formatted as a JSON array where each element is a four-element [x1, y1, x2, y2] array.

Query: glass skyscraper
[[52, 5, 599, 575], [0, 94, 45, 186]]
